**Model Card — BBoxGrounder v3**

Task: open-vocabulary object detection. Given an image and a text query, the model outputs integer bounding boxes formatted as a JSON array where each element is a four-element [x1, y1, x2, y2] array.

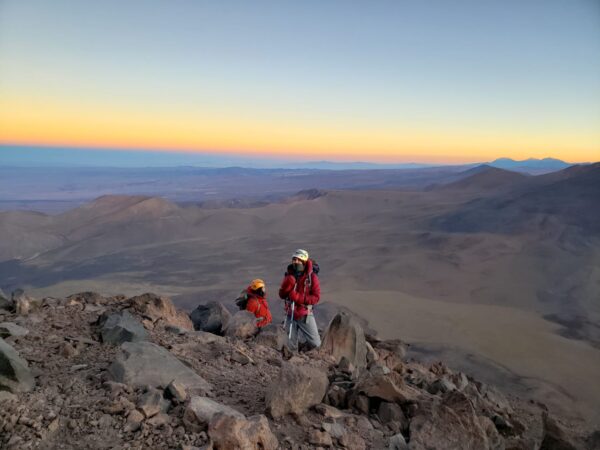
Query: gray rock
[[165, 325, 188, 335], [0, 390, 18, 402], [541, 413, 578, 450], [0, 288, 11, 311], [107, 341, 211, 395], [388, 433, 409, 450], [366, 341, 378, 364], [99, 310, 148, 344], [124, 409, 144, 432], [184, 396, 243, 431], [320, 312, 368, 369], [224, 310, 258, 339], [137, 387, 170, 418], [0, 322, 29, 339], [255, 323, 288, 350], [427, 377, 457, 395], [266, 362, 329, 418], [190, 301, 231, 334], [0, 337, 35, 393], [378, 401, 407, 426], [409, 391, 503, 450]]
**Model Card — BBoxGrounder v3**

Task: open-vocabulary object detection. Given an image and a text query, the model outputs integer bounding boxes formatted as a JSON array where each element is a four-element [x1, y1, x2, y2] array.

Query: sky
[[0, 0, 599, 164]]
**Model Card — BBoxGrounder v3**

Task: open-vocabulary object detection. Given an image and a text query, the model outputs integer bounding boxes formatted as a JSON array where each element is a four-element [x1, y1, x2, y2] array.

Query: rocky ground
[[0, 289, 598, 449]]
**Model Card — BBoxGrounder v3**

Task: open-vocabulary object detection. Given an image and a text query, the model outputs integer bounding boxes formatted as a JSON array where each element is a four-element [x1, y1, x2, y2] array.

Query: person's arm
[[289, 273, 320, 305], [279, 274, 295, 299]]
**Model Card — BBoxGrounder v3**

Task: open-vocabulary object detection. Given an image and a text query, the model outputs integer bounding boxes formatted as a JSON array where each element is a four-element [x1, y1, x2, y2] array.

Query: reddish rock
[[208, 413, 278, 450], [127, 293, 194, 331]]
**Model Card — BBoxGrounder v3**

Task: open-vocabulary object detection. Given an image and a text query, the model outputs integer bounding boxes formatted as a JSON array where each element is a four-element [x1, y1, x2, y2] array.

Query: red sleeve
[[303, 273, 320, 305], [279, 274, 295, 299]]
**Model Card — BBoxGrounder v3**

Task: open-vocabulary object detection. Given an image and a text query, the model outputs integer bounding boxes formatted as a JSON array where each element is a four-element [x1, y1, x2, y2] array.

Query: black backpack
[[235, 291, 248, 310]]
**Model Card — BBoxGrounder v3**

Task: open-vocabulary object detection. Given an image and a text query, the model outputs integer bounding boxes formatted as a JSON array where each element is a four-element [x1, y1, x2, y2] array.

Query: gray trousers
[[287, 314, 321, 349]]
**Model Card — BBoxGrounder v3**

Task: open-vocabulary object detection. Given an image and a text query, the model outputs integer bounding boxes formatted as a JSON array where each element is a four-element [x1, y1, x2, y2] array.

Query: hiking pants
[[288, 314, 321, 349]]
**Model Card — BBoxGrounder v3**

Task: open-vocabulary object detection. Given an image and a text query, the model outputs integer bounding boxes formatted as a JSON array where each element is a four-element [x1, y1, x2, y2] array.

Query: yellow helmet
[[249, 279, 265, 291]]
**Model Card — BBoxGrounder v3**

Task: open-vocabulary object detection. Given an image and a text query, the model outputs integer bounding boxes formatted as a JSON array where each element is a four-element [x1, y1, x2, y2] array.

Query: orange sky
[[1, 1, 599, 164]]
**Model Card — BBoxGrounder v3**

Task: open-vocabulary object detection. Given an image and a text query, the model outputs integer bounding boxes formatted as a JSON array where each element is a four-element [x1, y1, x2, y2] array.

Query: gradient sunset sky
[[1, 0, 599, 163]]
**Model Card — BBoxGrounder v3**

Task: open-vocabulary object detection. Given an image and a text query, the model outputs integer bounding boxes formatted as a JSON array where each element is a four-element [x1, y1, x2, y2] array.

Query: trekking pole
[[288, 301, 295, 339]]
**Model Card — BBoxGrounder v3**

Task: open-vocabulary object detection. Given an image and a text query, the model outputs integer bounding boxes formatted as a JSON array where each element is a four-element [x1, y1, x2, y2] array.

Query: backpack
[[235, 291, 248, 310]]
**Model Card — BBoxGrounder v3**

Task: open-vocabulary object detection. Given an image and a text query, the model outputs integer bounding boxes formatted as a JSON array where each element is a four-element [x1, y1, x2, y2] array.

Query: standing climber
[[236, 279, 272, 328], [279, 249, 321, 349]]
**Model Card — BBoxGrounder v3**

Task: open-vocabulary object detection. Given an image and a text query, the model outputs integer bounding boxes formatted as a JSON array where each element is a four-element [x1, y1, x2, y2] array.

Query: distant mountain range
[[0, 146, 579, 173], [487, 157, 571, 174]]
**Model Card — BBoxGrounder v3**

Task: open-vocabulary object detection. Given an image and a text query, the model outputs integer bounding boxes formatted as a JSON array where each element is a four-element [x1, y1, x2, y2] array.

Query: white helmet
[[292, 249, 309, 262]]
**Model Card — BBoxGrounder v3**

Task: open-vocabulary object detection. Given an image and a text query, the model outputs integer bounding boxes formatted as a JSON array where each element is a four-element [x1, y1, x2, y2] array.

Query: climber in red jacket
[[239, 279, 272, 328], [279, 249, 321, 349]]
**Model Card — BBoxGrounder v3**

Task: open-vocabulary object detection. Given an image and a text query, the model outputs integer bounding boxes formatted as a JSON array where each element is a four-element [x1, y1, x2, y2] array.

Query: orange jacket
[[245, 288, 272, 328]]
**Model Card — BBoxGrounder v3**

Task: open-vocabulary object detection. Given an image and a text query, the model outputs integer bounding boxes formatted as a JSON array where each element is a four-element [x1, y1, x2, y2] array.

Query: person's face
[[292, 257, 303, 264]]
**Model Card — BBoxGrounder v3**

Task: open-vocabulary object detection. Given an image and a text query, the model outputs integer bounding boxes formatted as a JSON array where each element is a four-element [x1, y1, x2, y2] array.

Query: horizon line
[[0, 143, 581, 166]]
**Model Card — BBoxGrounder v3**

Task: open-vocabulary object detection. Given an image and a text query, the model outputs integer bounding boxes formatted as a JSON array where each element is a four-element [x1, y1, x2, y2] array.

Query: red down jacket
[[278, 259, 320, 321], [245, 287, 272, 328]]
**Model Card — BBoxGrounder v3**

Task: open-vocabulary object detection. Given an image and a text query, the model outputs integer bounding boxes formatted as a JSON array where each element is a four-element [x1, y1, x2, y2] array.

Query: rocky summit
[[0, 291, 596, 450]]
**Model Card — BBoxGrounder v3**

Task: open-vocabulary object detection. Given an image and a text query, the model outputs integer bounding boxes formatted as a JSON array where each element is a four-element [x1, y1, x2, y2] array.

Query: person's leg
[[296, 314, 321, 349], [286, 319, 299, 350]]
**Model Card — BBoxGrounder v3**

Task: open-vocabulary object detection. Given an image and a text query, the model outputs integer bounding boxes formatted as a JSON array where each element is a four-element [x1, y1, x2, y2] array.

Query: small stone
[[138, 387, 170, 418], [98, 414, 113, 428], [309, 429, 333, 447], [167, 380, 188, 403], [230, 350, 252, 365], [0, 322, 29, 338], [124, 409, 144, 432], [147, 413, 170, 427], [47, 417, 60, 433]]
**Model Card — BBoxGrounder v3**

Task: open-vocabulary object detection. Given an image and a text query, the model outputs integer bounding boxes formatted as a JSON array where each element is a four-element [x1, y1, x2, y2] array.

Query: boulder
[[66, 292, 107, 305], [0, 337, 35, 392], [190, 301, 231, 334], [0, 322, 29, 339], [309, 429, 333, 447], [409, 391, 504, 450], [183, 396, 243, 431], [255, 323, 288, 350], [351, 373, 416, 405], [224, 310, 258, 339], [374, 339, 407, 373], [320, 312, 368, 369], [378, 401, 408, 427], [266, 362, 329, 418], [208, 413, 278, 450], [540, 413, 578, 450], [12, 289, 39, 315], [127, 293, 194, 331], [427, 377, 457, 395], [107, 341, 211, 395], [388, 433, 409, 450], [99, 311, 148, 344], [0, 288, 11, 311]]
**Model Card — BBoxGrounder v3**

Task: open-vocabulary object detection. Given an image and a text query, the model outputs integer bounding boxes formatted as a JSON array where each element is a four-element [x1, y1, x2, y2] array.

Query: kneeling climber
[[236, 278, 272, 328]]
